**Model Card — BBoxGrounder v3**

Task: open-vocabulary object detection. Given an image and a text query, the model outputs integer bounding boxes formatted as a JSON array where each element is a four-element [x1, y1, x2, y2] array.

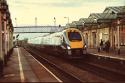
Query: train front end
[[64, 28, 86, 58]]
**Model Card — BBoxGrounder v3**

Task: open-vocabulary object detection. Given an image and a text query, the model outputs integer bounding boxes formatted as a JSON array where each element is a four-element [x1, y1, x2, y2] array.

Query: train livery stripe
[[17, 48, 25, 82]]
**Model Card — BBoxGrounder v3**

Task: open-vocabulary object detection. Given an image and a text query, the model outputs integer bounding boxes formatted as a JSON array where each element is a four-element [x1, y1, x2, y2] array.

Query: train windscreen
[[68, 32, 82, 41]]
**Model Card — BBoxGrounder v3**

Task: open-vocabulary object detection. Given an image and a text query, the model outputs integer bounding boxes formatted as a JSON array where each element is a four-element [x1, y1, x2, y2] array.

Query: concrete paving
[[87, 48, 125, 61], [0, 47, 60, 82]]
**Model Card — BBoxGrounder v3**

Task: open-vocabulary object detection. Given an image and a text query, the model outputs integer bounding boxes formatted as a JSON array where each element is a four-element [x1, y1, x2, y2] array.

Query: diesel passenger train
[[28, 28, 87, 58]]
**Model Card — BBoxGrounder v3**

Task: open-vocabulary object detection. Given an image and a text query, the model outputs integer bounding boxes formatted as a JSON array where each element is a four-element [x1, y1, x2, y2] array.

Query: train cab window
[[68, 32, 82, 41]]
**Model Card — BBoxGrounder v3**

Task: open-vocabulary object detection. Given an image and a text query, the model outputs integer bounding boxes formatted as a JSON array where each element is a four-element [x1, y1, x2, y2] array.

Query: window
[[68, 32, 82, 41]]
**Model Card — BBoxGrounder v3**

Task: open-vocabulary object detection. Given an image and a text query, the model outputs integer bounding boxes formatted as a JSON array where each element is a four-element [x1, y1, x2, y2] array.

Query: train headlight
[[84, 44, 87, 50], [84, 45, 87, 48], [67, 46, 71, 50]]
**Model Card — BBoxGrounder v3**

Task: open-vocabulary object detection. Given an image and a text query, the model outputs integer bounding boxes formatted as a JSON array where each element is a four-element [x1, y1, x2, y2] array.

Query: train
[[27, 28, 87, 58]]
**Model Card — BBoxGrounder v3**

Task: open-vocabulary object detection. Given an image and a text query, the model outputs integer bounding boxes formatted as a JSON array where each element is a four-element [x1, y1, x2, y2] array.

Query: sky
[[7, 0, 125, 27]]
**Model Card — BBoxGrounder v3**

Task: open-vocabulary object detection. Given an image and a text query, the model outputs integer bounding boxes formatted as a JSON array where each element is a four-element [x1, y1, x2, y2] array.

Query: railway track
[[24, 46, 125, 82], [25, 46, 85, 82], [70, 59, 125, 82], [33, 46, 125, 78], [24, 46, 110, 82]]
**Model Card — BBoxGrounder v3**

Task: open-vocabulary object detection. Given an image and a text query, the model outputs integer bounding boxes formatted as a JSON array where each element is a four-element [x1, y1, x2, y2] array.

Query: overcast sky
[[7, 0, 125, 26]]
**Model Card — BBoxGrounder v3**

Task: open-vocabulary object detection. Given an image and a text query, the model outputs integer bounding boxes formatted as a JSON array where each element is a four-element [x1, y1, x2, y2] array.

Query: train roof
[[28, 28, 81, 40], [46, 28, 81, 37]]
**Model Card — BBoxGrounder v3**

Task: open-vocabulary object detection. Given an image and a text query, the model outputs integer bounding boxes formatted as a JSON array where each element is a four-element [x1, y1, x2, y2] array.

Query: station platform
[[0, 47, 61, 82], [87, 48, 125, 61]]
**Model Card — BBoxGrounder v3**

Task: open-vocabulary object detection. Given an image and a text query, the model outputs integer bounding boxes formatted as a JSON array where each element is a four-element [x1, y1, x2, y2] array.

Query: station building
[[66, 6, 125, 53], [0, 0, 13, 76]]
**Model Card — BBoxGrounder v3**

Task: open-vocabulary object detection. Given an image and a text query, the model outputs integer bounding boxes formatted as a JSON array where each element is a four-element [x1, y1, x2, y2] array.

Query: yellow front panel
[[70, 41, 83, 49], [65, 28, 85, 49]]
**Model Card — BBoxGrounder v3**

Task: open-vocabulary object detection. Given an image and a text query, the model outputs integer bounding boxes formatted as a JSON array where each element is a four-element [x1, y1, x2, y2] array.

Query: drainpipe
[[0, 12, 4, 77], [117, 19, 120, 54]]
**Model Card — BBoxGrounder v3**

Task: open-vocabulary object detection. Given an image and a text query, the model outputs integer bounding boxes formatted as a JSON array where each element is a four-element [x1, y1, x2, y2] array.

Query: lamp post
[[54, 17, 56, 26], [35, 17, 37, 27], [64, 17, 69, 24], [51, 17, 56, 33], [15, 18, 17, 27]]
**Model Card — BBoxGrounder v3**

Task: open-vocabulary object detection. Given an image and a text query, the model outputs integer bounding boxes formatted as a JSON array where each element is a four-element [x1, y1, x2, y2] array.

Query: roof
[[88, 13, 117, 23], [89, 13, 117, 20], [66, 23, 76, 28], [79, 18, 96, 24], [103, 6, 125, 13], [72, 21, 83, 25]]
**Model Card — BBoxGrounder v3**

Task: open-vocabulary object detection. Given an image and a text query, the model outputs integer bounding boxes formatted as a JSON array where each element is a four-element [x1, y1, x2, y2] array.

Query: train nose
[[70, 42, 83, 49]]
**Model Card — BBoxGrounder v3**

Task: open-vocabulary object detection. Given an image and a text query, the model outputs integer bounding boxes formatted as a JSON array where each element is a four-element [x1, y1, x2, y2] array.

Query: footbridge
[[14, 26, 65, 33]]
